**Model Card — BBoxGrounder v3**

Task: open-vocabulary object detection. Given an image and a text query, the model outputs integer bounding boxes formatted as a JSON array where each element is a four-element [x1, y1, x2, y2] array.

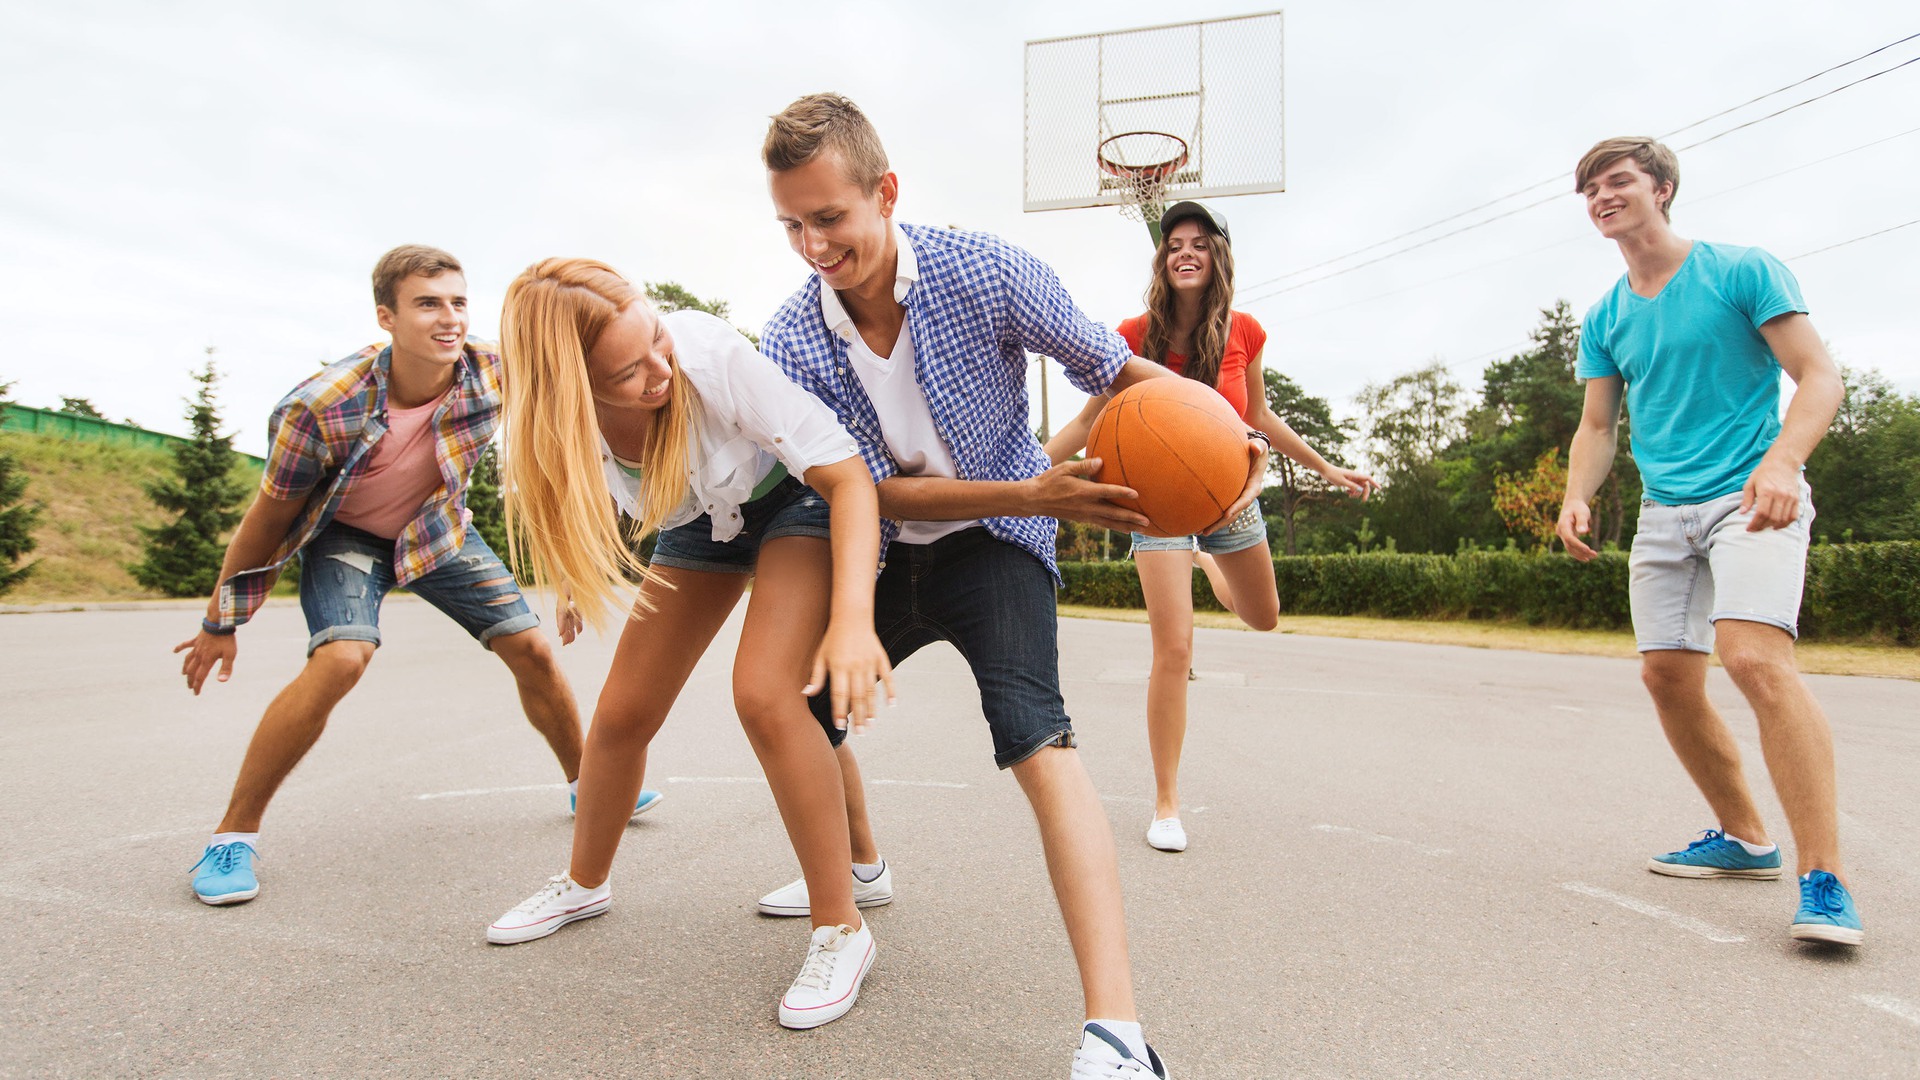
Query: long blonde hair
[[1141, 227, 1237, 388], [498, 258, 697, 628]]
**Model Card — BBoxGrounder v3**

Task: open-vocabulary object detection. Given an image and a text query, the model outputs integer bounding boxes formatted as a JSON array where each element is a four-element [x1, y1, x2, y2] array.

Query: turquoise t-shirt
[[1576, 241, 1806, 505]]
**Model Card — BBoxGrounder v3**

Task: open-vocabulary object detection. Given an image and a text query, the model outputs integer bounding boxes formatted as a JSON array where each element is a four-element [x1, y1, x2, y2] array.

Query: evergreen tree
[[59, 396, 107, 419], [467, 442, 511, 562], [0, 380, 40, 595], [133, 355, 248, 597]]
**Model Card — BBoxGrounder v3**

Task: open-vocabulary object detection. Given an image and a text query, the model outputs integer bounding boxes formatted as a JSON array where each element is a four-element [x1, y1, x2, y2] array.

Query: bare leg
[[1640, 648, 1770, 846], [1195, 552, 1234, 614], [1207, 543, 1280, 632], [217, 641, 376, 833], [1012, 745, 1136, 1022], [491, 627, 584, 781], [568, 569, 745, 889], [1136, 550, 1196, 820], [837, 741, 881, 866], [1716, 620, 1845, 881], [733, 538, 858, 931]]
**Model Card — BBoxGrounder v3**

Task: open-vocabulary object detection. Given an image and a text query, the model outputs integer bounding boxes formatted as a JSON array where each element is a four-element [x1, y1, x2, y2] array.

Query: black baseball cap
[[1158, 201, 1229, 243]]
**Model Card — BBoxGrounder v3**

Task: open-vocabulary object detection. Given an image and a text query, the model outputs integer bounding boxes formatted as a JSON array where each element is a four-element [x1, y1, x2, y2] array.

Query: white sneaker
[[1072, 1023, 1169, 1078], [777, 921, 876, 1029], [758, 861, 894, 917], [487, 874, 610, 945], [1146, 818, 1188, 852]]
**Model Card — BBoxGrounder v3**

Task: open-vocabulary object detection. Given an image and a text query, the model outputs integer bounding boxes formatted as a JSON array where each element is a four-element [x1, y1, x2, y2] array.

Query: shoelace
[[1683, 829, 1728, 851], [1803, 873, 1846, 915], [512, 875, 573, 914], [190, 843, 253, 874], [791, 931, 844, 993]]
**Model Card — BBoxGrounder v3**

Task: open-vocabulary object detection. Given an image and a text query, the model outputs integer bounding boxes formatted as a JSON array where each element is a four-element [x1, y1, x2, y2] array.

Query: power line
[[1790, 218, 1920, 259], [1235, 32, 1920, 296]]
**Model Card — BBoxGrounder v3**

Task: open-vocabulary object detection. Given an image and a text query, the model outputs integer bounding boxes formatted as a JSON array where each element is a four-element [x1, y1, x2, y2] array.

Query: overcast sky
[[4, 1, 1915, 456]]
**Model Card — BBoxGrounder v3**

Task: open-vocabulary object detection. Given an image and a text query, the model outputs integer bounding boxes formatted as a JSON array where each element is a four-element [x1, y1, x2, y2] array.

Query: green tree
[[0, 380, 40, 595], [467, 442, 511, 563], [1262, 369, 1356, 556], [647, 281, 760, 346], [1355, 359, 1469, 553], [59, 396, 106, 419], [1804, 365, 1920, 542], [133, 356, 248, 596]]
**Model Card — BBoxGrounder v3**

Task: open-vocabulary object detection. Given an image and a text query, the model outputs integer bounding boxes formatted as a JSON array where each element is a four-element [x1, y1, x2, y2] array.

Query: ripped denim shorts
[[298, 520, 538, 656]]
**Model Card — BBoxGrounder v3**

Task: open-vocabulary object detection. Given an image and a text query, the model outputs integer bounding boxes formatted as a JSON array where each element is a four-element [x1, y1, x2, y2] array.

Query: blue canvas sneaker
[[1790, 870, 1863, 945], [570, 789, 663, 819], [191, 841, 259, 906], [1647, 829, 1783, 879]]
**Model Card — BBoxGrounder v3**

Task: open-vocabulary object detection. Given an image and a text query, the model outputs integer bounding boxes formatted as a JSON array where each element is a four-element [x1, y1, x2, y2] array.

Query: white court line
[[1553, 705, 1586, 713], [1312, 823, 1451, 857], [1560, 882, 1746, 943], [415, 782, 565, 801], [869, 778, 969, 790], [1856, 994, 1920, 1028]]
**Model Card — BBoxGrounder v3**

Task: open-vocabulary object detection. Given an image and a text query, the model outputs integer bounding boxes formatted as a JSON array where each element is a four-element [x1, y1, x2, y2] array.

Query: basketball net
[[1096, 131, 1189, 224]]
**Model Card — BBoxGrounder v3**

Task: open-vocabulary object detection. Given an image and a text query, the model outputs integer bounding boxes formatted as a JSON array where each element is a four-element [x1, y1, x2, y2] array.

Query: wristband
[[201, 617, 237, 636], [1247, 430, 1272, 451]]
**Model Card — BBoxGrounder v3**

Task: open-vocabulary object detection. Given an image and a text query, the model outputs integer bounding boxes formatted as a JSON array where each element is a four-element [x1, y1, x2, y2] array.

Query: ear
[[877, 172, 899, 218], [376, 305, 396, 334], [1655, 181, 1675, 213]]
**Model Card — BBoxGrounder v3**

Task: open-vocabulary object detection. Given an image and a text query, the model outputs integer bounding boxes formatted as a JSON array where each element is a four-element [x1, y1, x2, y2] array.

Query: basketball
[[1086, 378, 1250, 537]]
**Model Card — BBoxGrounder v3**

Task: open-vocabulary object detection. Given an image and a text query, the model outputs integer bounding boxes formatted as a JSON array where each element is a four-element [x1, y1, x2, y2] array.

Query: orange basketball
[[1086, 378, 1249, 537]]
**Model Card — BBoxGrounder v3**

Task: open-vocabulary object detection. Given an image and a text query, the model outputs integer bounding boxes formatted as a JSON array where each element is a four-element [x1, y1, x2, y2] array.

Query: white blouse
[[600, 309, 859, 541]]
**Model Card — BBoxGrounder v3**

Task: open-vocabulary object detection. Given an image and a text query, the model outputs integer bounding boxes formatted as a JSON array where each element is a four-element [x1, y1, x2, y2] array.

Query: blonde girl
[[484, 258, 893, 1031]]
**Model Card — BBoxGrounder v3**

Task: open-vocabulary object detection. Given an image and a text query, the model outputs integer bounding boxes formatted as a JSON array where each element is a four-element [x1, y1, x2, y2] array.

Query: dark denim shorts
[[650, 476, 832, 575], [299, 520, 538, 656], [808, 527, 1076, 769]]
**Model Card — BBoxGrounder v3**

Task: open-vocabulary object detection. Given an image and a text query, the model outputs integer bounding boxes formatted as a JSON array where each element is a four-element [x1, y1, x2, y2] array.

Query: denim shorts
[[1131, 498, 1268, 556], [1628, 480, 1814, 653], [808, 527, 1076, 769], [650, 476, 832, 575], [299, 520, 539, 656]]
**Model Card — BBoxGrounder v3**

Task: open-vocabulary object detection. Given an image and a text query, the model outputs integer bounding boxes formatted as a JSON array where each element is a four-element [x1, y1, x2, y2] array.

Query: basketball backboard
[[1023, 10, 1286, 223]]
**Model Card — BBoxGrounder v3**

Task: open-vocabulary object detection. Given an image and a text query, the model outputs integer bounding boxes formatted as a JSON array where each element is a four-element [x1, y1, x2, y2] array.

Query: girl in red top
[[1047, 201, 1374, 853]]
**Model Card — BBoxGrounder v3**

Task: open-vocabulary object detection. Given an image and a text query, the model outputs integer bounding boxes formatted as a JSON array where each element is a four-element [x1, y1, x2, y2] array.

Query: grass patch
[[4, 433, 262, 603], [1058, 604, 1920, 681]]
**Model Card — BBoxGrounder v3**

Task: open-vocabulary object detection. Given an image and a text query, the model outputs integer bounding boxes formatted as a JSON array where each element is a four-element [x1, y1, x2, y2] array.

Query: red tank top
[[1116, 310, 1267, 419]]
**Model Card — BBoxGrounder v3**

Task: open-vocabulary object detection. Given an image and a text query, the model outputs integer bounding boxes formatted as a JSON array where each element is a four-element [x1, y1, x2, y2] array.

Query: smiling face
[[1582, 155, 1674, 240], [584, 303, 676, 412], [768, 149, 899, 298], [377, 271, 468, 370], [1162, 220, 1217, 294]]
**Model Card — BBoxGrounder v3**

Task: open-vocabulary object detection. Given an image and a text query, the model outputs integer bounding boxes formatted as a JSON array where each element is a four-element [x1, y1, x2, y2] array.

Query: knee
[[1640, 659, 1701, 703], [733, 681, 794, 740], [1239, 604, 1280, 633], [1719, 646, 1798, 700], [492, 629, 556, 675], [1151, 636, 1194, 671], [308, 641, 373, 687]]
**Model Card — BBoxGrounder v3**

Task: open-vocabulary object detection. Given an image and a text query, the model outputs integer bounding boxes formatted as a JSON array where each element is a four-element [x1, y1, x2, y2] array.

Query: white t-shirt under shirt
[[819, 224, 979, 545], [333, 388, 451, 539]]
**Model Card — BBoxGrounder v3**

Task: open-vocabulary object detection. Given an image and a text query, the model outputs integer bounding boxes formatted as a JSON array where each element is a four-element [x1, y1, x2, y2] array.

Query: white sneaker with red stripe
[[777, 921, 876, 1029], [487, 874, 611, 945]]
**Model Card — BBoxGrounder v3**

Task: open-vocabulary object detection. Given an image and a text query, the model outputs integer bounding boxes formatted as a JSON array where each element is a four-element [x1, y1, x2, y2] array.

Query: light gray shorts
[[1627, 480, 1814, 653]]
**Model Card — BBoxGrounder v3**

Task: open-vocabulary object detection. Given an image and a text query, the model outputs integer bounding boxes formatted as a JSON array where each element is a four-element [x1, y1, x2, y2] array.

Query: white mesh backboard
[[1023, 11, 1286, 213]]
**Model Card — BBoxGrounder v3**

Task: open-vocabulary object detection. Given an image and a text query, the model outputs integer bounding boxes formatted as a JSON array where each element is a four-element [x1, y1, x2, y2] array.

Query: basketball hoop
[[1097, 131, 1189, 223]]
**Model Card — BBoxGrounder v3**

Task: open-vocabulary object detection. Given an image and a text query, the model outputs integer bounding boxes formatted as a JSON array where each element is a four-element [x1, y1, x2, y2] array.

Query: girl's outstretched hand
[[803, 618, 896, 734]]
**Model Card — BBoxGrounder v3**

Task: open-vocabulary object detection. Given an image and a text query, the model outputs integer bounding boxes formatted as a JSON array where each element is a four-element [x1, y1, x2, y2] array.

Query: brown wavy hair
[[498, 258, 697, 628], [1141, 225, 1236, 388]]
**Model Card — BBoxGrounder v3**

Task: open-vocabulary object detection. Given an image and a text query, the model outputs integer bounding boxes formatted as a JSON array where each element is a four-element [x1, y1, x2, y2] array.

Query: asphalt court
[[3, 598, 1918, 1078]]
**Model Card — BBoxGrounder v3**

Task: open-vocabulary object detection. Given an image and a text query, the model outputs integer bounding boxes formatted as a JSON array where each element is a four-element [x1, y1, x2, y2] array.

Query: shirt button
[[774, 436, 783, 443]]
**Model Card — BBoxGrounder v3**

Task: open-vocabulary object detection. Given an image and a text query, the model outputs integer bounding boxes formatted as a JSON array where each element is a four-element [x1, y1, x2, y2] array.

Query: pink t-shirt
[[333, 391, 450, 540]]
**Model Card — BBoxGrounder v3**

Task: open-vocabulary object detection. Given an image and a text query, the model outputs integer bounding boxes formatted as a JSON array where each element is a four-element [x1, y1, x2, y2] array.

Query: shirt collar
[[817, 222, 918, 343]]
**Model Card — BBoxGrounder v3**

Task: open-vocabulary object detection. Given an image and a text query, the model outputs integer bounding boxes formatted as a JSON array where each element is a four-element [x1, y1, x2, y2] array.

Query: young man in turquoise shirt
[[1557, 137, 1859, 946]]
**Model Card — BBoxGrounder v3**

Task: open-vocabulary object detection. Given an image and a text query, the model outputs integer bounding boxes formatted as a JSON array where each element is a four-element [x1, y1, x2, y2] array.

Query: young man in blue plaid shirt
[[759, 93, 1264, 1079]]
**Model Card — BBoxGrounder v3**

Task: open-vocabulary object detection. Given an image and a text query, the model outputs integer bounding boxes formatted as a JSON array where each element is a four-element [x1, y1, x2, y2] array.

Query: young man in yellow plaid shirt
[[174, 245, 649, 906]]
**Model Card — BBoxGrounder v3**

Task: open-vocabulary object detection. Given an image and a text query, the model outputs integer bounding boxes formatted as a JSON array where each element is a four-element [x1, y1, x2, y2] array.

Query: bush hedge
[[1059, 541, 1920, 644]]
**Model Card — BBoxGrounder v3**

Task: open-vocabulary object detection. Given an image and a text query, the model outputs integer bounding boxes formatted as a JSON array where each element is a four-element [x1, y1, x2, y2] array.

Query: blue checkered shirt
[[760, 223, 1130, 579]]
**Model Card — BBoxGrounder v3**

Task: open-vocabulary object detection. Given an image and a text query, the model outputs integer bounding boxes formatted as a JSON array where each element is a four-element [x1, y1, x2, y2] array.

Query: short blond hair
[[1574, 137, 1681, 221], [762, 93, 890, 191], [372, 245, 463, 310]]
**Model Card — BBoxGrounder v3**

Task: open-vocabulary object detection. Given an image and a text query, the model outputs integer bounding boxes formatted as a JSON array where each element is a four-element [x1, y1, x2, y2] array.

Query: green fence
[[1, 404, 265, 466]]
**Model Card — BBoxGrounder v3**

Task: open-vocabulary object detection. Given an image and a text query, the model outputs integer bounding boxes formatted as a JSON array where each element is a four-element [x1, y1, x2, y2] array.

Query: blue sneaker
[[570, 789, 664, 819], [190, 842, 259, 906], [1648, 829, 1783, 879], [1791, 870, 1863, 945]]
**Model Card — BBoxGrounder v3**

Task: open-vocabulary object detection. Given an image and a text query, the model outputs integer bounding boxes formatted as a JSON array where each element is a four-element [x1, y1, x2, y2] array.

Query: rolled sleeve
[[999, 242, 1130, 395]]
